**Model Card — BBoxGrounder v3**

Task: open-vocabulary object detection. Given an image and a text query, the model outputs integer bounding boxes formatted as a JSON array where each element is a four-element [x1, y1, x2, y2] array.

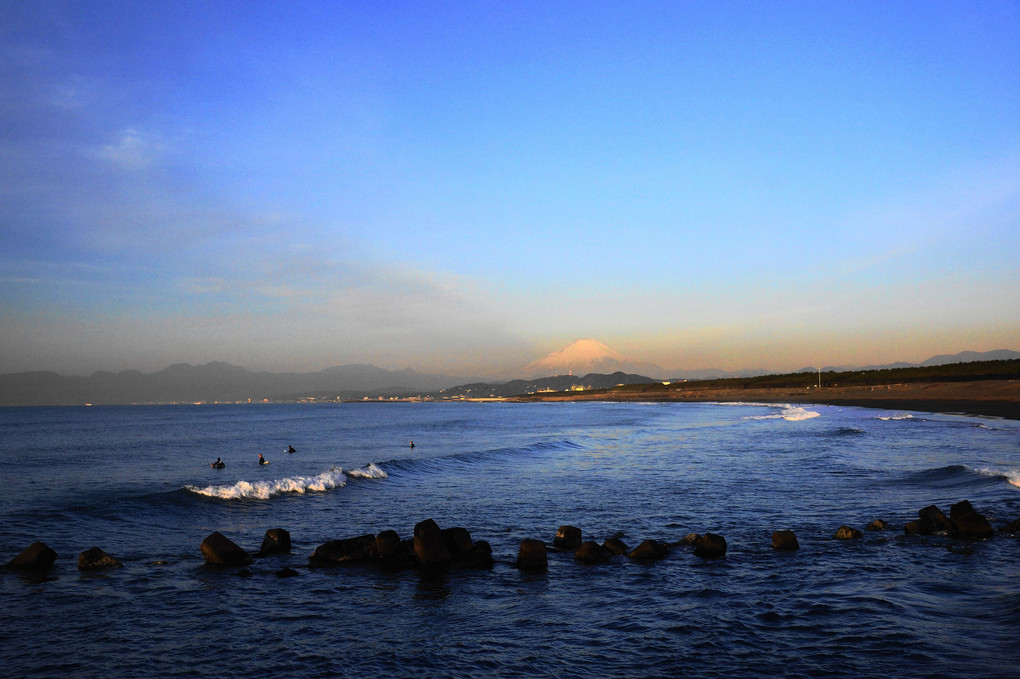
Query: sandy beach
[[515, 379, 1020, 420]]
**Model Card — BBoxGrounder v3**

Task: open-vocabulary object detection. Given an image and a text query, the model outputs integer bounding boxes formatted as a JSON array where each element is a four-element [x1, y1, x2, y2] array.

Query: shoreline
[[511, 379, 1020, 420]]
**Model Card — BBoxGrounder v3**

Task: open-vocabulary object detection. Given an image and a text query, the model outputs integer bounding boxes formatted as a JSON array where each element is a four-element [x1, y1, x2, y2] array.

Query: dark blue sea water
[[1, 401, 1018, 678]]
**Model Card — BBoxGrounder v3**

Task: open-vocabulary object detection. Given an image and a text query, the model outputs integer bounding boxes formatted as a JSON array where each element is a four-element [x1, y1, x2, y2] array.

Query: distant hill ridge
[[792, 349, 1020, 375], [1, 349, 1016, 406], [0, 362, 476, 406], [444, 350, 1020, 399], [439, 372, 656, 399]]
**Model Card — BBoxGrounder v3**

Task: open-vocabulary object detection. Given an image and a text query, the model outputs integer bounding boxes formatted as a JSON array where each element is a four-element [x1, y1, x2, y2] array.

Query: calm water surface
[[1, 402, 1018, 678]]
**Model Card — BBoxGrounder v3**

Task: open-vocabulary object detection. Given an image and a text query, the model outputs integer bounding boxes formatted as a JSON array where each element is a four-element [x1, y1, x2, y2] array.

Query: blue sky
[[2, 1, 1018, 377]]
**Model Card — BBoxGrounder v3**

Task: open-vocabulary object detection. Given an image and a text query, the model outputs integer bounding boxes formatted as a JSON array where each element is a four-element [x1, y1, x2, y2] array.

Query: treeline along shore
[[510, 359, 1020, 420]]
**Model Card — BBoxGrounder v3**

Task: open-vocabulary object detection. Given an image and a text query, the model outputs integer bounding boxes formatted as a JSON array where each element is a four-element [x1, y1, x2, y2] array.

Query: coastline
[[511, 379, 1020, 420]]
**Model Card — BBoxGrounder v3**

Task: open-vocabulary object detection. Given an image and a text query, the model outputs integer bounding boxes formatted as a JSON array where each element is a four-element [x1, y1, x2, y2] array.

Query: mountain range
[[795, 349, 1020, 374], [439, 372, 656, 400], [0, 363, 475, 406], [1, 346, 1017, 406]]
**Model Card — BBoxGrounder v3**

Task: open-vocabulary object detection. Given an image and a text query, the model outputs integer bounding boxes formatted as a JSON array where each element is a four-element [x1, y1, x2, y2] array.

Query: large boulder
[[374, 529, 403, 559], [200, 532, 253, 567], [694, 533, 727, 559], [771, 530, 800, 551], [8, 541, 58, 571], [554, 525, 582, 550], [413, 518, 451, 569], [628, 539, 668, 561], [308, 534, 375, 567], [374, 530, 416, 569], [834, 525, 862, 540], [78, 547, 123, 570], [903, 519, 927, 535], [920, 505, 955, 535], [574, 541, 612, 564], [457, 540, 494, 570], [516, 539, 548, 572], [438, 525, 493, 569], [258, 528, 292, 555], [442, 527, 474, 556], [677, 533, 700, 546], [603, 536, 630, 556], [905, 505, 955, 536], [950, 500, 995, 539]]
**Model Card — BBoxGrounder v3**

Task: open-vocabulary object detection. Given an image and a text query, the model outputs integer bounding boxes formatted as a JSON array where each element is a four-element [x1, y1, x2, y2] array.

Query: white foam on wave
[[974, 466, 1020, 489], [877, 413, 914, 421], [744, 405, 820, 421], [185, 464, 387, 500], [782, 406, 821, 421], [347, 462, 388, 479]]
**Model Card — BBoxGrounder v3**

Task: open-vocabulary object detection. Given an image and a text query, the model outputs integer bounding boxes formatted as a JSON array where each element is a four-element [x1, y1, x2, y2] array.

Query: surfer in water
[[211, 458, 225, 469], [409, 441, 415, 448], [287, 445, 296, 453], [258, 453, 267, 465]]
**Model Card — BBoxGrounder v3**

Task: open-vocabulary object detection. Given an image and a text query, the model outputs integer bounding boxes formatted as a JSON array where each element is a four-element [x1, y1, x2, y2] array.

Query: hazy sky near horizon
[[2, 1, 1018, 377]]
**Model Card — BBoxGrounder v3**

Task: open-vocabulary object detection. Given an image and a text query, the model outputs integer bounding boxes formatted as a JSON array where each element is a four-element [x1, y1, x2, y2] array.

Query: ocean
[[1, 401, 1018, 678]]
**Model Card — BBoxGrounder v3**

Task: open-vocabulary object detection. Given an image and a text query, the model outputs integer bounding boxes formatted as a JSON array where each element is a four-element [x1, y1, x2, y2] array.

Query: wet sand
[[515, 379, 1020, 420]]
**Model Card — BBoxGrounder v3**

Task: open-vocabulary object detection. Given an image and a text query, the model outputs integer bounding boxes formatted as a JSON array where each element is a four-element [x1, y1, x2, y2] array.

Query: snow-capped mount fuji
[[522, 339, 665, 378]]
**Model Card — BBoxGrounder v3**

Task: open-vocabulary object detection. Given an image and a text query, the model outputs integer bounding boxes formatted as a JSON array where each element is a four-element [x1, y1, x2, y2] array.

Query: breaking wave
[[744, 405, 821, 421], [896, 464, 1020, 491], [974, 466, 1020, 489], [184, 463, 387, 500], [346, 462, 388, 479]]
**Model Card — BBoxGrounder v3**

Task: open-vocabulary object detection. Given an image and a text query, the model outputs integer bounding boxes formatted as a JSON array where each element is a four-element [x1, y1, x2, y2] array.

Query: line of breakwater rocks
[[4, 500, 1019, 576]]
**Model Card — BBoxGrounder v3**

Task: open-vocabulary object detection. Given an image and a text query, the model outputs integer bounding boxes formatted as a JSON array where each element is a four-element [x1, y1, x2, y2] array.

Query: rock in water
[[905, 505, 955, 535], [771, 530, 800, 551], [553, 525, 582, 550], [458, 540, 494, 570], [834, 526, 862, 540], [678, 533, 701, 546], [694, 533, 727, 559], [550, 521, 583, 550], [903, 519, 927, 535], [413, 518, 451, 569], [78, 547, 123, 570], [373, 530, 416, 569], [574, 541, 612, 564], [259, 528, 292, 555], [866, 519, 891, 531], [8, 541, 58, 571], [516, 539, 548, 572], [374, 529, 403, 559], [949, 500, 995, 539], [919, 505, 955, 535], [603, 536, 630, 556], [628, 539, 668, 561], [308, 535, 376, 566], [442, 526, 474, 557], [200, 532, 253, 567]]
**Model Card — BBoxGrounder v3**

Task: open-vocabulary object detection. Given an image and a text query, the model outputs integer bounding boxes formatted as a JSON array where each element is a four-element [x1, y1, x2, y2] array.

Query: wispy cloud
[[827, 154, 1020, 280], [95, 127, 165, 170]]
